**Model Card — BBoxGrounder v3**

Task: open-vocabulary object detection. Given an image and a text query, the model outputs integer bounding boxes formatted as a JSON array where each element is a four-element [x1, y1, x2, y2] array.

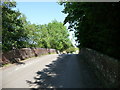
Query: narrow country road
[[1, 54, 102, 88]]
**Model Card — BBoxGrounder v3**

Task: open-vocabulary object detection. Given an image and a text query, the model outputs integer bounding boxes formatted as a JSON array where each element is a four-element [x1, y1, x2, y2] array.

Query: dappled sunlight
[[26, 54, 69, 88], [26, 54, 102, 88], [2, 1, 119, 88]]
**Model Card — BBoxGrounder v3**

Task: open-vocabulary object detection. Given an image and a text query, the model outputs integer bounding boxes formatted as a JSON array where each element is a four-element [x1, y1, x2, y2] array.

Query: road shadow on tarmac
[[26, 54, 103, 88], [26, 54, 70, 88]]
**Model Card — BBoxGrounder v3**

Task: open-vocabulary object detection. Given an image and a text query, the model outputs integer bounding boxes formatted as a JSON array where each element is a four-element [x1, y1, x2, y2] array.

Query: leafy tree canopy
[[26, 20, 73, 51], [2, 1, 28, 51], [60, 2, 120, 59], [2, 1, 73, 52]]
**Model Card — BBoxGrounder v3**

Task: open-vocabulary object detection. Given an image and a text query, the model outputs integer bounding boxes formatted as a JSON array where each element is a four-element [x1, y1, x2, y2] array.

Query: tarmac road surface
[[0, 54, 102, 88]]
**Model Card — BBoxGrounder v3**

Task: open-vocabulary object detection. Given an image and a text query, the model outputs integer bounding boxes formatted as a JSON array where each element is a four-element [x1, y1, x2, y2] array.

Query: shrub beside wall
[[80, 48, 119, 88], [1, 48, 57, 66]]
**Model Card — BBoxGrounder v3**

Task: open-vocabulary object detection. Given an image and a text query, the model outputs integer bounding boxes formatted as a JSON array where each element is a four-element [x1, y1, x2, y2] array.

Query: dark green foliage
[[2, 1, 28, 51], [60, 2, 120, 59]]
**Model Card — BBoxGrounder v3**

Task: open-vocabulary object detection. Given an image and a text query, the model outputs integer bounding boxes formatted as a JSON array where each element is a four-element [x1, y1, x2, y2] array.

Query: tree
[[60, 2, 120, 59], [2, 1, 73, 52], [25, 20, 73, 51], [2, 1, 28, 51], [66, 47, 76, 53], [47, 20, 72, 51]]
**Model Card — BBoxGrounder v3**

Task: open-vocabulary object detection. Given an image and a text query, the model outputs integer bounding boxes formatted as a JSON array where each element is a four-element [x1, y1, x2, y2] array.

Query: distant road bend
[[1, 54, 102, 88]]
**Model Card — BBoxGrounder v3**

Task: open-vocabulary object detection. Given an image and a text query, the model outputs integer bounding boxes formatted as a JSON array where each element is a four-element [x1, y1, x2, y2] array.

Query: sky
[[15, 2, 76, 46], [16, 2, 67, 25]]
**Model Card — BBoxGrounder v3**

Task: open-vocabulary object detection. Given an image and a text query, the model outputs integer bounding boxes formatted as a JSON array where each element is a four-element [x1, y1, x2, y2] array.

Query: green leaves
[[66, 47, 77, 53], [61, 2, 120, 59], [2, 1, 73, 52], [2, 1, 28, 51], [26, 20, 72, 51]]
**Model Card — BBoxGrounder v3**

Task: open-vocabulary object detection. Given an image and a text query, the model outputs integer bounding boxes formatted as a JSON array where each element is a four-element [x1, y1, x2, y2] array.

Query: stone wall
[[80, 48, 119, 88], [1, 48, 57, 66]]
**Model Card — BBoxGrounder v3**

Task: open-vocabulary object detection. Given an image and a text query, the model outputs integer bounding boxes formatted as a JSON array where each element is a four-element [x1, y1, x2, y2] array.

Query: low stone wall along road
[[1, 54, 102, 88]]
